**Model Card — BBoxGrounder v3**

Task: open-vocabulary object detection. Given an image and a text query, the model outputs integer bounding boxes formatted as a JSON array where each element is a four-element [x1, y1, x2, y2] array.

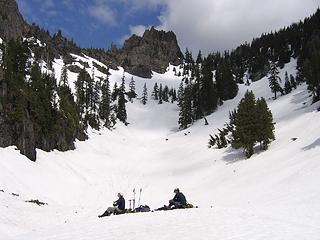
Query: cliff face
[[108, 27, 183, 78], [0, 0, 28, 41], [0, 1, 86, 161], [0, 1, 184, 161]]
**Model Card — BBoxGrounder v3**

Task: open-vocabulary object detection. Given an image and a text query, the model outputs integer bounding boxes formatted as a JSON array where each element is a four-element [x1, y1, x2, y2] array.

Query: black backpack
[[135, 205, 150, 212]]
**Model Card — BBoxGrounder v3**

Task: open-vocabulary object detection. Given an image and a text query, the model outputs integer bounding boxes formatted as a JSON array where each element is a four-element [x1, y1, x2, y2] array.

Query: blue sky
[[16, 0, 319, 54], [16, 0, 164, 49]]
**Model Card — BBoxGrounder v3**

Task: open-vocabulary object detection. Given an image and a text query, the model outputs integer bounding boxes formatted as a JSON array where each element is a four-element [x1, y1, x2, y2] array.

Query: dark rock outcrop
[[108, 27, 183, 78], [0, 0, 28, 41]]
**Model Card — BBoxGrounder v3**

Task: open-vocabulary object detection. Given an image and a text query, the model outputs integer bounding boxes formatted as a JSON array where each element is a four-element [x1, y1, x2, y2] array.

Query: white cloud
[[129, 25, 151, 37], [120, 24, 154, 44], [155, 0, 319, 54], [88, 0, 117, 26]]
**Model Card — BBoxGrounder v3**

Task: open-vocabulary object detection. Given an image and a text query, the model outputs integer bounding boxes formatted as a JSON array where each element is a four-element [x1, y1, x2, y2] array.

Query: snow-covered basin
[[0, 59, 320, 239]]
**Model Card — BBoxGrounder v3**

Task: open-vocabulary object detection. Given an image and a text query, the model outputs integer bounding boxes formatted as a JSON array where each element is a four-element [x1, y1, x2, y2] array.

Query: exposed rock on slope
[[108, 27, 183, 78], [0, 0, 28, 41]]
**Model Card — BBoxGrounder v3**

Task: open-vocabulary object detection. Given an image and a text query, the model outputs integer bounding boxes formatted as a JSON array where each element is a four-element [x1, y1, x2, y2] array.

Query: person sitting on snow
[[168, 188, 187, 209], [99, 192, 125, 217]]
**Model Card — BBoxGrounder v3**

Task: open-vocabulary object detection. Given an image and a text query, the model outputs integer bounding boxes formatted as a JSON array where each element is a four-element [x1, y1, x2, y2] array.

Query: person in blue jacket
[[99, 192, 125, 217], [168, 188, 187, 209]]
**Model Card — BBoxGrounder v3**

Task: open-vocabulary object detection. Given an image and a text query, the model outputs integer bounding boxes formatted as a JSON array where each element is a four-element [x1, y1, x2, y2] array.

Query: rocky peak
[[0, 0, 28, 41], [109, 27, 183, 78]]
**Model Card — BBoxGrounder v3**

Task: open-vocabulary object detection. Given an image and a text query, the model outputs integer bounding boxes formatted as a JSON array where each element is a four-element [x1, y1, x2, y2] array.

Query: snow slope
[[1, 58, 320, 239]]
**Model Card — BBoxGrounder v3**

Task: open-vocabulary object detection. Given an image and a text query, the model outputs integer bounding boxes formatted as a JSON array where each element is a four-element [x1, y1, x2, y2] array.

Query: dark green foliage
[[158, 84, 163, 104], [116, 73, 127, 124], [290, 74, 297, 89], [268, 61, 282, 99], [230, 91, 275, 158], [215, 59, 238, 101], [301, 36, 320, 102], [57, 83, 80, 141], [141, 83, 148, 105], [0, 39, 85, 160], [111, 82, 119, 102], [2, 39, 30, 122], [99, 74, 112, 128], [162, 85, 169, 102], [232, 91, 257, 158], [196, 50, 203, 65], [199, 58, 218, 115], [74, 67, 100, 128], [152, 82, 159, 100], [284, 72, 292, 94], [60, 63, 69, 87], [178, 83, 193, 129], [128, 76, 136, 102], [256, 97, 275, 150]]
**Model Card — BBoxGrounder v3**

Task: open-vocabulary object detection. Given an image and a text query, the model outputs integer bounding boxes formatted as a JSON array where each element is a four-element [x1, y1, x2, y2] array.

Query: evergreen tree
[[2, 39, 30, 121], [268, 61, 282, 99], [196, 50, 203, 65], [303, 46, 320, 102], [162, 85, 169, 102], [141, 83, 148, 105], [128, 76, 137, 102], [116, 73, 127, 124], [177, 81, 184, 108], [199, 58, 218, 115], [256, 97, 275, 150], [159, 84, 163, 104], [75, 68, 88, 116], [178, 84, 193, 129], [152, 82, 159, 100], [60, 63, 69, 87], [284, 71, 292, 94], [290, 74, 297, 89], [215, 59, 238, 101], [232, 91, 257, 158], [99, 74, 112, 128], [111, 82, 119, 102]]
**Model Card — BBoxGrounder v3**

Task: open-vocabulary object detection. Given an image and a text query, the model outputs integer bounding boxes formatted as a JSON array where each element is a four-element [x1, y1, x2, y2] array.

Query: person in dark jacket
[[99, 193, 125, 217], [168, 188, 187, 209]]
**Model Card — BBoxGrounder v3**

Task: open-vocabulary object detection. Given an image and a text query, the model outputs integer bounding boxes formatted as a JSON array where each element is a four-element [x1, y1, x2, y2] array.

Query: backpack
[[135, 205, 151, 212]]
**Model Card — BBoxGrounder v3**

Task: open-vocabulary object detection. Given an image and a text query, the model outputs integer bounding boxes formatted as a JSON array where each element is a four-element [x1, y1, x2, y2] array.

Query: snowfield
[[1, 58, 320, 239]]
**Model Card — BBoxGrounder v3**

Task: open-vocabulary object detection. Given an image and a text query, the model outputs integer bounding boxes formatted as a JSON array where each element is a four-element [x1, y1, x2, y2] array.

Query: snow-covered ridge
[[53, 53, 182, 96], [1, 58, 320, 239]]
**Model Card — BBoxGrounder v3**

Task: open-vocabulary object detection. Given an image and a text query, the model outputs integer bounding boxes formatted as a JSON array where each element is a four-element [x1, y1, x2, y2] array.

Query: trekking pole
[[133, 188, 136, 210], [138, 188, 142, 207]]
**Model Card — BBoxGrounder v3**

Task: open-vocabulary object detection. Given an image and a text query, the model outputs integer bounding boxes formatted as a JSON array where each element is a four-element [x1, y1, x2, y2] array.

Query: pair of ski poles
[[129, 188, 142, 211]]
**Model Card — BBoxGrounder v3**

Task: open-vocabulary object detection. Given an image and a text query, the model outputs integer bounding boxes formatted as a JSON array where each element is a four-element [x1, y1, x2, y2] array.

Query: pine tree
[[128, 76, 136, 102], [152, 82, 159, 100], [177, 81, 184, 108], [162, 85, 169, 102], [215, 59, 238, 101], [303, 50, 320, 102], [116, 73, 127, 124], [111, 82, 119, 102], [196, 50, 203, 65], [290, 74, 297, 89], [100, 75, 112, 128], [60, 63, 69, 87], [256, 97, 275, 150], [284, 71, 292, 94], [199, 58, 218, 115], [232, 90, 257, 158], [178, 84, 193, 129], [141, 83, 148, 105], [268, 61, 282, 99], [158, 84, 163, 104], [75, 68, 87, 115]]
